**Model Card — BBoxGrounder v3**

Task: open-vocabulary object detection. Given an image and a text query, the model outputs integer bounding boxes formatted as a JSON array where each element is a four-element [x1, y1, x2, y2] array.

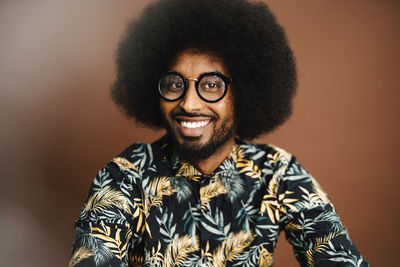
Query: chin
[[170, 129, 234, 164], [173, 139, 217, 163]]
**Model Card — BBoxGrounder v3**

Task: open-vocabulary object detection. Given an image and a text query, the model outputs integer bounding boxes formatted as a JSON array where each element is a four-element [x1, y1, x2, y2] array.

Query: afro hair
[[111, 0, 297, 140]]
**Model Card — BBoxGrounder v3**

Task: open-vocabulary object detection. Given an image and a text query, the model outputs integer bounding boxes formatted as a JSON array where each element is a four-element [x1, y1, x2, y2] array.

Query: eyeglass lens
[[159, 74, 226, 102], [159, 75, 185, 100]]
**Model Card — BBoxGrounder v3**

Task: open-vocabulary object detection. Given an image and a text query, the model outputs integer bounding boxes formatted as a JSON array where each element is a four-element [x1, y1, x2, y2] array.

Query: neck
[[194, 137, 235, 175]]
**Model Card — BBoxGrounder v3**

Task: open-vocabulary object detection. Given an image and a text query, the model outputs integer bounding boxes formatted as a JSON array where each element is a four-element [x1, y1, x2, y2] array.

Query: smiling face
[[160, 50, 236, 163]]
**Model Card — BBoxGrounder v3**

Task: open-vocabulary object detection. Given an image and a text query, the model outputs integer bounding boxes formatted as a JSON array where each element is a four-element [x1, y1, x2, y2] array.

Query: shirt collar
[[164, 139, 242, 181]]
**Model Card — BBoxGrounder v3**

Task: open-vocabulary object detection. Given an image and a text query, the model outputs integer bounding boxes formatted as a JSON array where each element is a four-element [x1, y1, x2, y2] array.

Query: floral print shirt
[[70, 137, 368, 267]]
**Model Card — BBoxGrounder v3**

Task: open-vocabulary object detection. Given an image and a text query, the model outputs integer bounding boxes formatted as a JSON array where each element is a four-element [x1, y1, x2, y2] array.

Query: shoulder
[[249, 142, 316, 187], [236, 140, 293, 169], [261, 144, 331, 210], [239, 141, 329, 201], [244, 142, 332, 217], [248, 142, 308, 179], [83, 139, 167, 205]]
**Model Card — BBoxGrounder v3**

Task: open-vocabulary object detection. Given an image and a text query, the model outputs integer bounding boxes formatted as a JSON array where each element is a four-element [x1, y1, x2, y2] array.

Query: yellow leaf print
[[267, 145, 292, 164], [261, 177, 298, 224], [134, 177, 177, 237], [305, 231, 346, 267], [129, 253, 145, 267], [212, 230, 255, 267], [147, 176, 177, 208], [90, 222, 132, 260], [68, 245, 94, 267], [267, 176, 279, 196], [200, 180, 227, 210], [229, 144, 244, 163], [237, 159, 261, 179], [258, 245, 273, 267], [176, 162, 202, 182], [84, 186, 131, 215], [285, 222, 303, 232], [132, 197, 146, 235], [112, 157, 138, 171], [201, 241, 213, 264], [163, 235, 199, 267]]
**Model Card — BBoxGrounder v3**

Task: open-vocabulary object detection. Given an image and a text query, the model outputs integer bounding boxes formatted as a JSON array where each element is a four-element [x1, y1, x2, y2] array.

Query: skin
[[159, 51, 236, 175]]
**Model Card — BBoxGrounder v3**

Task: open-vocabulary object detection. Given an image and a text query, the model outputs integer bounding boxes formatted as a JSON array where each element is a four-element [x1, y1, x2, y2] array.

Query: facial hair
[[165, 112, 236, 164]]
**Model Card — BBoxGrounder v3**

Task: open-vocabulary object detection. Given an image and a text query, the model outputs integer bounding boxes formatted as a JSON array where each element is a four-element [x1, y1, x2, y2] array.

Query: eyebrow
[[167, 71, 226, 79]]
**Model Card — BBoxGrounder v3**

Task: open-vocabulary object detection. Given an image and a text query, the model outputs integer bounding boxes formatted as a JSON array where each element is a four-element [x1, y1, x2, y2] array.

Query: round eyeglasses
[[158, 71, 232, 103]]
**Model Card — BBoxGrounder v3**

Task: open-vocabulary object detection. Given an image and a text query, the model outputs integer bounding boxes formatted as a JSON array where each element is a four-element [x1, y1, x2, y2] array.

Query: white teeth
[[181, 120, 209, 129]]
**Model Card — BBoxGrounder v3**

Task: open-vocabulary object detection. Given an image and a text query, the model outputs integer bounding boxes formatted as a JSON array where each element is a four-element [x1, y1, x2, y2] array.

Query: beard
[[165, 114, 236, 164]]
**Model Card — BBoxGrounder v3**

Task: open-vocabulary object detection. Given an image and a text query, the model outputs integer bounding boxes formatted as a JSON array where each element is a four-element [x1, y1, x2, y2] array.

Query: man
[[70, 0, 368, 266]]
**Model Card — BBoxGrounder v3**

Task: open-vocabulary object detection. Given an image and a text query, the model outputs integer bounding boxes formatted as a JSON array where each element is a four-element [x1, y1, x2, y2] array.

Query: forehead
[[170, 51, 229, 77]]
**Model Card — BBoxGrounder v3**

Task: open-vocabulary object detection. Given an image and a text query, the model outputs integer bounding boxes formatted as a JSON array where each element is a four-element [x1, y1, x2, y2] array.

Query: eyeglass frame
[[158, 71, 232, 103]]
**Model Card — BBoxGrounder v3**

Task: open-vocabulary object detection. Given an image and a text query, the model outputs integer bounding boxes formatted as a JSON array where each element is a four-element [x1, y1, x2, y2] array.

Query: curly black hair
[[111, 0, 297, 140]]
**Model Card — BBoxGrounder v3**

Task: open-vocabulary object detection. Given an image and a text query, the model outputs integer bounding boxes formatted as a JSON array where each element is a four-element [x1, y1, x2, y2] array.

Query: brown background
[[0, 0, 399, 266]]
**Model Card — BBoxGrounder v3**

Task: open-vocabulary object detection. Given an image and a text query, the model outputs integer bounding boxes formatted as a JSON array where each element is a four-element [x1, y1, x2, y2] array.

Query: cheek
[[215, 96, 234, 118], [160, 100, 180, 121], [208, 104, 232, 122]]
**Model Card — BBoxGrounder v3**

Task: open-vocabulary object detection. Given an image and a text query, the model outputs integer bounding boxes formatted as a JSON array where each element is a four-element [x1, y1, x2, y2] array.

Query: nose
[[179, 80, 204, 112]]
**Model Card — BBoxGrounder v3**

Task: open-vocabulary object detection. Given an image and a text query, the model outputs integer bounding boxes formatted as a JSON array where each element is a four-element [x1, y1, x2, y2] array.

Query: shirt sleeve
[[277, 156, 369, 267], [69, 158, 145, 267]]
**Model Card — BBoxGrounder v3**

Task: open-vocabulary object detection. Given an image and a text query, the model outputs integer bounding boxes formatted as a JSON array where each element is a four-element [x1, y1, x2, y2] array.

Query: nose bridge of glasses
[[184, 77, 199, 95], [186, 77, 198, 82], [179, 78, 203, 109], [185, 77, 199, 93]]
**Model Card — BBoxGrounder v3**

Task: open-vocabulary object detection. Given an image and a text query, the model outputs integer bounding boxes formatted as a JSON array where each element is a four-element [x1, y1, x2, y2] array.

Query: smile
[[180, 120, 210, 129]]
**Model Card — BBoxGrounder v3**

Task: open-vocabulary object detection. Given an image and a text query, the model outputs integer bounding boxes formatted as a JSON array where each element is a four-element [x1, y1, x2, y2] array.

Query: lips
[[180, 120, 210, 129], [171, 116, 211, 138], [170, 112, 217, 138]]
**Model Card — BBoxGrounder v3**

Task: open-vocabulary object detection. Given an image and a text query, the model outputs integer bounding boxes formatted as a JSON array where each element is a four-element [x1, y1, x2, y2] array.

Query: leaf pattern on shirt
[[237, 159, 262, 179], [199, 180, 227, 210], [90, 221, 132, 260], [69, 245, 94, 267], [211, 230, 255, 267], [260, 176, 298, 224], [312, 178, 331, 204], [305, 230, 346, 267], [258, 245, 273, 267], [176, 162, 202, 182], [145, 176, 177, 208], [113, 157, 139, 171], [84, 186, 132, 215], [70, 137, 369, 267], [163, 235, 199, 267], [134, 176, 177, 238]]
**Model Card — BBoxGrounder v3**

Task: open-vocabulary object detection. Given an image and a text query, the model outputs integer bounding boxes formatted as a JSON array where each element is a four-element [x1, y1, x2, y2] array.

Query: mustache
[[171, 111, 218, 120]]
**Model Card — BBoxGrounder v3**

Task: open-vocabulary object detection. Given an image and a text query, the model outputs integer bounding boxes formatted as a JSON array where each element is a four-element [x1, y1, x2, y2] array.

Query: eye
[[163, 75, 184, 92], [208, 82, 219, 88], [169, 81, 183, 89], [199, 76, 224, 92], [159, 74, 185, 99]]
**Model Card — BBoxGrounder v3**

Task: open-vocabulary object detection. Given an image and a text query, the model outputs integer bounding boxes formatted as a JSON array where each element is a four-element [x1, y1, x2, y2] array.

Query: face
[[160, 51, 236, 162]]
